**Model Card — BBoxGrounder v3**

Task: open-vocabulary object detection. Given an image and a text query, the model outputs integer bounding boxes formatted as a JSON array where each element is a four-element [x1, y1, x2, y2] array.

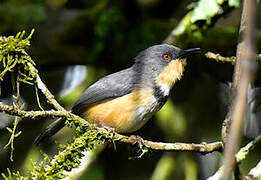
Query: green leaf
[[229, 0, 240, 7], [191, 0, 224, 24]]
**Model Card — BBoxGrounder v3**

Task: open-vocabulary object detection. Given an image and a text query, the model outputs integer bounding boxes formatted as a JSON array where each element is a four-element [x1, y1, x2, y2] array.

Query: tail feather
[[34, 118, 66, 146]]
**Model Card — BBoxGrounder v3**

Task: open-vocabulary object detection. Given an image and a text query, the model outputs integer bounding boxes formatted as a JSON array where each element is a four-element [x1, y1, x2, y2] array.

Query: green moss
[[0, 30, 114, 179], [0, 29, 35, 84], [2, 116, 114, 179], [28, 129, 109, 179], [2, 130, 107, 179]]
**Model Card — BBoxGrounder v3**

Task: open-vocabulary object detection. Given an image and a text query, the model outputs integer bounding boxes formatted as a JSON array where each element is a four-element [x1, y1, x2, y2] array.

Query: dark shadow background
[[0, 0, 261, 179]]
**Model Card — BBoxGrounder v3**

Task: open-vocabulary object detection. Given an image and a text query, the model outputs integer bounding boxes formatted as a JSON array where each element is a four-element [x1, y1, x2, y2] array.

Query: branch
[[141, 140, 222, 153], [235, 135, 261, 162], [36, 74, 67, 112], [0, 101, 223, 153], [207, 135, 261, 180], [205, 51, 261, 65], [0, 102, 66, 119], [205, 52, 236, 64], [222, 0, 257, 179]]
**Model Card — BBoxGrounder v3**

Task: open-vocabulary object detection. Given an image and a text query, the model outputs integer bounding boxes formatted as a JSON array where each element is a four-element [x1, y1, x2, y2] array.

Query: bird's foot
[[129, 135, 149, 159], [130, 135, 145, 151], [94, 120, 115, 136]]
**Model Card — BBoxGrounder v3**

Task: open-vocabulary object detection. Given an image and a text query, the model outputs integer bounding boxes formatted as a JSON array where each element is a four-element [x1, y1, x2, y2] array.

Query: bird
[[34, 44, 200, 145]]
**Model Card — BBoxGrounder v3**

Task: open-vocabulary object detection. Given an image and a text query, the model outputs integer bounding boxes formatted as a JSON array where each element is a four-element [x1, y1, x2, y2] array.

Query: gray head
[[132, 44, 200, 88]]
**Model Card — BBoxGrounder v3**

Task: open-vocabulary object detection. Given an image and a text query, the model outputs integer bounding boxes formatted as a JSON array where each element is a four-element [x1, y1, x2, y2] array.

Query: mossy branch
[[0, 102, 223, 154]]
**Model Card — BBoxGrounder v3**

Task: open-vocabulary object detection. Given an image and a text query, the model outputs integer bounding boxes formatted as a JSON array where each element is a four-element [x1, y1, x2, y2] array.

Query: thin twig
[[205, 52, 261, 65], [35, 85, 44, 111], [143, 140, 222, 152], [36, 75, 67, 112], [3, 73, 23, 162], [3, 117, 21, 162], [235, 135, 261, 162], [0, 102, 65, 119], [205, 52, 236, 64]]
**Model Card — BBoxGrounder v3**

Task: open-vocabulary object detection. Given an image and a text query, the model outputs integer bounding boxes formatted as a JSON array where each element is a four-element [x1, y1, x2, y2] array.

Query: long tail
[[34, 117, 66, 146]]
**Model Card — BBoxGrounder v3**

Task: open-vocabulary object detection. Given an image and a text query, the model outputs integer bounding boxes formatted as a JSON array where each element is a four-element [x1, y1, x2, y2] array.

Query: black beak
[[177, 48, 201, 58]]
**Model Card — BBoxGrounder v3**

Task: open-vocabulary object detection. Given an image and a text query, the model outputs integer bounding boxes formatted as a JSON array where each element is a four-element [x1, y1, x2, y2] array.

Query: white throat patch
[[158, 83, 170, 96]]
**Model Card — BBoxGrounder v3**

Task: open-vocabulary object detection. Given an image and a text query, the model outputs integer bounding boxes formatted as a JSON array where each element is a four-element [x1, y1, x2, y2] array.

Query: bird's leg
[[128, 135, 149, 159], [94, 119, 115, 135], [129, 135, 145, 151]]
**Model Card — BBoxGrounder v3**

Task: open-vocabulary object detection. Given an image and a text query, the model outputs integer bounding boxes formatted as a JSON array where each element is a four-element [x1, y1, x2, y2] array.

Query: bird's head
[[133, 44, 200, 94]]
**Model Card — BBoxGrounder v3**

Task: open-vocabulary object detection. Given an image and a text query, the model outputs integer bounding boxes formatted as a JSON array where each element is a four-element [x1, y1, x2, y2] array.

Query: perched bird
[[35, 44, 200, 145]]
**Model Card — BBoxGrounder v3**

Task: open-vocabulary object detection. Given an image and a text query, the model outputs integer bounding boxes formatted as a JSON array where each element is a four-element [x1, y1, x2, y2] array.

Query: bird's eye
[[163, 54, 171, 61]]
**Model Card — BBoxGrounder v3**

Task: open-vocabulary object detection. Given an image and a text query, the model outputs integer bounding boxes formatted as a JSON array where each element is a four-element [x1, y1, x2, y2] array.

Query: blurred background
[[0, 0, 261, 179]]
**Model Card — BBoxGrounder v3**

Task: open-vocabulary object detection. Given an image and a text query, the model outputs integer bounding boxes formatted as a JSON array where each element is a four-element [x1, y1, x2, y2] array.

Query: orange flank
[[83, 88, 153, 133], [156, 58, 186, 87]]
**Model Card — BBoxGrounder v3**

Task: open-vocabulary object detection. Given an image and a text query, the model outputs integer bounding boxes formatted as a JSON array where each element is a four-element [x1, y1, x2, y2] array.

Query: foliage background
[[0, 0, 261, 179]]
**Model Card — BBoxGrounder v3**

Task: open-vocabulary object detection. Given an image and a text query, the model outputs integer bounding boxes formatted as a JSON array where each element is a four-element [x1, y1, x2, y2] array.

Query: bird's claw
[[130, 135, 145, 152], [129, 135, 149, 159], [94, 120, 115, 137]]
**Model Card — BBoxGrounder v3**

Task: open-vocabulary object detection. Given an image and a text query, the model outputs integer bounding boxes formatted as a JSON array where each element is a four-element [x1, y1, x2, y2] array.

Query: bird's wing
[[35, 67, 136, 145], [71, 67, 135, 115]]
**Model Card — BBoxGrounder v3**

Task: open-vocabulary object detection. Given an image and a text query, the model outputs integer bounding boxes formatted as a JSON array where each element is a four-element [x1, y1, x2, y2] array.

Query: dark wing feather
[[35, 68, 135, 145], [71, 67, 135, 115], [35, 55, 149, 145]]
